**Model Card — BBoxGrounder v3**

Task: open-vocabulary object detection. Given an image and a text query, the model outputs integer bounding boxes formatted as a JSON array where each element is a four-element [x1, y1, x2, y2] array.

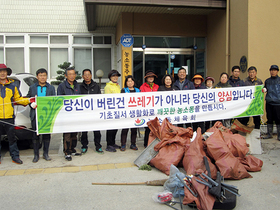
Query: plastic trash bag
[[163, 164, 185, 197]]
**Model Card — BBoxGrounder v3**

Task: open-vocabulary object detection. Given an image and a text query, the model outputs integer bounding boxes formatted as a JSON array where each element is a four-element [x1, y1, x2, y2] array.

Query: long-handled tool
[[92, 179, 168, 186]]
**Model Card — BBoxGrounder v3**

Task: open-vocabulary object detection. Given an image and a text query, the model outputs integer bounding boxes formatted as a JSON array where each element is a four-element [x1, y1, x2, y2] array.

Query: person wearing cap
[[0, 64, 35, 164], [140, 70, 159, 147], [27, 68, 56, 163], [104, 69, 122, 152], [57, 67, 81, 161], [204, 76, 215, 130], [262, 65, 280, 140], [228, 66, 245, 87], [205, 76, 215, 89], [191, 74, 206, 133], [241, 66, 263, 130]]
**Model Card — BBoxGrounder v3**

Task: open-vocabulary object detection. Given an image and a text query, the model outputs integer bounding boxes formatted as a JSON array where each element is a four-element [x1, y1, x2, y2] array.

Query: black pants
[[81, 131, 102, 151], [0, 118, 19, 160], [266, 103, 280, 125], [238, 116, 261, 129], [192, 122, 205, 133], [106, 129, 118, 146], [31, 119, 50, 143], [63, 133, 77, 155], [177, 123, 192, 129], [121, 128, 137, 146], [144, 127, 150, 147]]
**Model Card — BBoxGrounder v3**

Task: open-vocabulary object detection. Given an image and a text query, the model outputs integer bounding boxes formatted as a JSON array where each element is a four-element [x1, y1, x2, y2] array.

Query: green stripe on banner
[[37, 96, 81, 133], [234, 85, 264, 118]]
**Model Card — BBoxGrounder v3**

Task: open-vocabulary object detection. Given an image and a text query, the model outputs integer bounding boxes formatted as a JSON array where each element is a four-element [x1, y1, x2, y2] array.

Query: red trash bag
[[183, 128, 218, 179], [183, 170, 216, 210], [222, 132, 249, 158], [205, 129, 252, 180], [239, 155, 263, 172], [149, 119, 192, 175]]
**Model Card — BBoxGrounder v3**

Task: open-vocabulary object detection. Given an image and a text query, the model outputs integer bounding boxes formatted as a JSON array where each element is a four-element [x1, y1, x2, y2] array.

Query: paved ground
[[0, 129, 280, 209]]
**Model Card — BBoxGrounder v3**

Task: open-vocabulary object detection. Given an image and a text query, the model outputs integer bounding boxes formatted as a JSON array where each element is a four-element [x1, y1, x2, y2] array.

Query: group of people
[[0, 62, 279, 164]]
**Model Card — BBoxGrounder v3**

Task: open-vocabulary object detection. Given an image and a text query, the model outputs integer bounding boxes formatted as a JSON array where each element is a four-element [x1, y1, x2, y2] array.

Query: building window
[[6, 36, 24, 44], [30, 36, 48, 44], [30, 48, 48, 75], [50, 36, 68, 44], [93, 48, 111, 77], [74, 48, 92, 75], [6, 48, 24, 74], [74, 37, 91, 44], [0, 33, 114, 80], [50, 48, 68, 78], [0, 48, 3, 63]]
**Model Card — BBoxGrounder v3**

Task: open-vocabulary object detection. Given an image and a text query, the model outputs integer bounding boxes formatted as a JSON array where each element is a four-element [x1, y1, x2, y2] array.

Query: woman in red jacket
[[140, 70, 159, 147]]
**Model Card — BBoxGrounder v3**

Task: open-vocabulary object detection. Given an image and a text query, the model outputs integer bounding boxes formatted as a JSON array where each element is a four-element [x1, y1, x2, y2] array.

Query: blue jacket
[[123, 87, 140, 93], [27, 82, 56, 121], [57, 80, 80, 96], [264, 75, 280, 105], [173, 79, 195, 90], [228, 76, 245, 87]]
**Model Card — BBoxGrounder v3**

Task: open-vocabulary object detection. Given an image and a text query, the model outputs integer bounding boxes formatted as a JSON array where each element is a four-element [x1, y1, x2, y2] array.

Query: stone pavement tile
[[97, 163, 115, 170], [80, 165, 98, 171], [0, 170, 7, 176], [43, 167, 62, 174], [5, 169, 26, 176], [115, 162, 135, 169], [24, 168, 44, 175], [61, 166, 80, 173]]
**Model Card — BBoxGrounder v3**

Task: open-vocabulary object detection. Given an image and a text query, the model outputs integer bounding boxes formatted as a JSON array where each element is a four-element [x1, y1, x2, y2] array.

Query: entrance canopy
[[84, 0, 226, 31]]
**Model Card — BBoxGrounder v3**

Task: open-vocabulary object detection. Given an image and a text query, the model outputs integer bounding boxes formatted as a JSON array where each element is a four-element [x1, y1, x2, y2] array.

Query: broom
[[92, 179, 168, 186]]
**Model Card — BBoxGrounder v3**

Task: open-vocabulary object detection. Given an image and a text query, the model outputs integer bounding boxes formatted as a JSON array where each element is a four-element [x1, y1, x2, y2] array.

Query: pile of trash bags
[[147, 118, 263, 178], [147, 118, 263, 209]]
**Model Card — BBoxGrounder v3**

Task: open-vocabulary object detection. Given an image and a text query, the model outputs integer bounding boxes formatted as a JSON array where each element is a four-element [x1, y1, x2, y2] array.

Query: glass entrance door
[[133, 49, 195, 86]]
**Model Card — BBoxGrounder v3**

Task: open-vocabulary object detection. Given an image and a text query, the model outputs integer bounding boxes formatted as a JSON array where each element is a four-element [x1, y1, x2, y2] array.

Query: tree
[[51, 61, 82, 85]]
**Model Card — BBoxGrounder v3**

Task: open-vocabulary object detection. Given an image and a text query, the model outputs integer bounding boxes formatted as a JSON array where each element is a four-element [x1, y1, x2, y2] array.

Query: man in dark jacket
[[173, 67, 194, 128], [57, 67, 81, 161], [263, 65, 280, 140], [80, 69, 103, 154], [242, 66, 263, 130], [173, 67, 195, 90], [27, 68, 56, 163], [228, 66, 245, 87]]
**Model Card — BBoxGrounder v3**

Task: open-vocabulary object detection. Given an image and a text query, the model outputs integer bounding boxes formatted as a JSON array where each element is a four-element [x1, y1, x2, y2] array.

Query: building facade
[[1, 0, 280, 89]]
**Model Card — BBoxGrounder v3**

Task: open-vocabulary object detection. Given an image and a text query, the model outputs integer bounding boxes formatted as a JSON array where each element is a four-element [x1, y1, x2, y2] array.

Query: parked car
[[1, 73, 38, 148]]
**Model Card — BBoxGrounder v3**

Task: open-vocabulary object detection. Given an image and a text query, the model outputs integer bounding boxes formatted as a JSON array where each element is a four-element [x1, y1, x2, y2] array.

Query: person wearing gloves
[[140, 70, 159, 148], [262, 65, 280, 140], [0, 64, 35, 164], [27, 68, 56, 163], [120, 75, 140, 151], [104, 69, 122, 152]]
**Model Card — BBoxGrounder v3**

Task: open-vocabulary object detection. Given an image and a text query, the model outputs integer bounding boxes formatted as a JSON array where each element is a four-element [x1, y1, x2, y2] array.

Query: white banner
[[36, 86, 264, 134]]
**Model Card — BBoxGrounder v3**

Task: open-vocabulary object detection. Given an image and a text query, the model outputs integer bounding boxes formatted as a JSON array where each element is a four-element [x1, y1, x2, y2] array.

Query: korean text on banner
[[36, 85, 264, 134]]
